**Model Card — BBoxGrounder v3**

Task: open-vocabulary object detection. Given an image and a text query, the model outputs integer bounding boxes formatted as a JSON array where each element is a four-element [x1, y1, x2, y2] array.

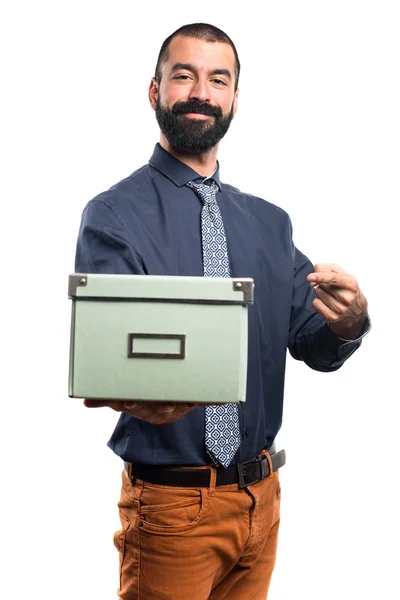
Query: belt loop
[[124, 461, 133, 480], [265, 450, 274, 479], [208, 466, 217, 496]]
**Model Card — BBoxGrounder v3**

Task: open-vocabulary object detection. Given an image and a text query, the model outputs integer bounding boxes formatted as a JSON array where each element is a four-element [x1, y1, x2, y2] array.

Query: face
[[149, 35, 239, 154]]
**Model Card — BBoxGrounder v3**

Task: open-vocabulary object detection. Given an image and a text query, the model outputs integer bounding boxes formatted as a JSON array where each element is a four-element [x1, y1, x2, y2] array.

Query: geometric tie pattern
[[187, 179, 241, 468]]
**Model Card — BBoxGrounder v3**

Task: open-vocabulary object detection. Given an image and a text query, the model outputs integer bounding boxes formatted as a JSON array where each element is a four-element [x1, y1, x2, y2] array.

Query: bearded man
[[74, 22, 369, 600]]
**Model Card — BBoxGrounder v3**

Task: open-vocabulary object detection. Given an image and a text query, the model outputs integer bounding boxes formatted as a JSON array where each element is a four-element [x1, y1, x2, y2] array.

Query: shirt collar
[[148, 143, 222, 190]]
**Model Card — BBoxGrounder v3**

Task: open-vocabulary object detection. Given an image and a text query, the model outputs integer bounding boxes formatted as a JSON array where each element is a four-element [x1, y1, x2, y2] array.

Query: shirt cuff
[[335, 314, 371, 343]]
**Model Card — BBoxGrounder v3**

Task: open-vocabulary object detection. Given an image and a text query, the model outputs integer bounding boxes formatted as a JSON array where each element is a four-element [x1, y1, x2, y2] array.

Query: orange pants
[[114, 453, 281, 599]]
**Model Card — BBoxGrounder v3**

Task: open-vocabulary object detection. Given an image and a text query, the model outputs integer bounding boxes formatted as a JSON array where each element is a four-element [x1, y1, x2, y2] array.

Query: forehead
[[163, 35, 236, 75]]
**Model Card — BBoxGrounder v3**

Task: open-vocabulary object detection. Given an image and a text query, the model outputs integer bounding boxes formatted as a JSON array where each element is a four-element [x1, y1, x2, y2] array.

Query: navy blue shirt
[[75, 143, 365, 465]]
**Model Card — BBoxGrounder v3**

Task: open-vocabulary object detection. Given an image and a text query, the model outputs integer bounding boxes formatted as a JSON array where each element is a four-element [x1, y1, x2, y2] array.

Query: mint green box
[[68, 274, 254, 403]]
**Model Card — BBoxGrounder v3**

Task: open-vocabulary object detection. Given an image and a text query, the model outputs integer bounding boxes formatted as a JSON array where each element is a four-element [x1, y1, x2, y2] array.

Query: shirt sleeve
[[287, 243, 370, 372], [336, 316, 371, 342], [74, 199, 146, 275]]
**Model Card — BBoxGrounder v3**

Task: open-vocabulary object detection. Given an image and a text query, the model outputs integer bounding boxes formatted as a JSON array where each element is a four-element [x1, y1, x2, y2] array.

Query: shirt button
[[245, 428, 250, 436]]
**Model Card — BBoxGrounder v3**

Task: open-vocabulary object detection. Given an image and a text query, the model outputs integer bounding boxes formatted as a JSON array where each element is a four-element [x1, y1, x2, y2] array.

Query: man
[[74, 23, 369, 599]]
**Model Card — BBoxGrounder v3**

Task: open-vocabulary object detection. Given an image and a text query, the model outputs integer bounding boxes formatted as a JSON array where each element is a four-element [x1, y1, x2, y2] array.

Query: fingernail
[[123, 402, 136, 409], [159, 404, 175, 414]]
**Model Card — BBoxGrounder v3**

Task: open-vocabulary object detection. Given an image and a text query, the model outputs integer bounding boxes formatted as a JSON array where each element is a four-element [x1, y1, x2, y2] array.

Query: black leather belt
[[125, 444, 286, 489]]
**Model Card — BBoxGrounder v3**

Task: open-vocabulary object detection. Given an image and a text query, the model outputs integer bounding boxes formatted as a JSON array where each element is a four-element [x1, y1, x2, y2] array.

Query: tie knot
[[187, 180, 218, 205]]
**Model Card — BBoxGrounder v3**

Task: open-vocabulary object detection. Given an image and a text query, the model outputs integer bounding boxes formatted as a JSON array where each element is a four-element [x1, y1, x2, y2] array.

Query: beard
[[155, 98, 234, 154]]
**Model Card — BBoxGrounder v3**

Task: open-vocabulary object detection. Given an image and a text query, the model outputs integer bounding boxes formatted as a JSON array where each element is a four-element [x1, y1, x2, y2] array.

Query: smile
[[181, 113, 213, 120]]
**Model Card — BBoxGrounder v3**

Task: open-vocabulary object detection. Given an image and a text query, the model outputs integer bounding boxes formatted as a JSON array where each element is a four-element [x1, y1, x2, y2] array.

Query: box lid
[[68, 274, 254, 304]]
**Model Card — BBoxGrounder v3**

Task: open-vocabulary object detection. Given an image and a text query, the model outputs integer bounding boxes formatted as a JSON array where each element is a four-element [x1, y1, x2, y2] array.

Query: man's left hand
[[307, 263, 368, 340]]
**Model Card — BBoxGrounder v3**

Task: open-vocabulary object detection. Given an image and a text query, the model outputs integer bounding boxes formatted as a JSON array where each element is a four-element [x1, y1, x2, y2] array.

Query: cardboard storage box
[[68, 274, 254, 403]]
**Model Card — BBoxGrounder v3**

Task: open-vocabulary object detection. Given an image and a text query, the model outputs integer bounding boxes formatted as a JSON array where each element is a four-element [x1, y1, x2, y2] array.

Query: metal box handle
[[128, 334, 186, 359]]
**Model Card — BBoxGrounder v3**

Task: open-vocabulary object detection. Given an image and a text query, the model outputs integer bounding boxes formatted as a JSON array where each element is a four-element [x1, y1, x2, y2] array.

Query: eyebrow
[[169, 63, 232, 81]]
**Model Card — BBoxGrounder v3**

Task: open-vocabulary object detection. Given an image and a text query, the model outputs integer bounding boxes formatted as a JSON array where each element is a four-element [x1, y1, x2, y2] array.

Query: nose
[[189, 77, 210, 103]]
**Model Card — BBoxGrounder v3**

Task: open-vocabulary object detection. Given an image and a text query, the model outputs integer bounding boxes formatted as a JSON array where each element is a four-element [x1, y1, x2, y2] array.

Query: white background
[[1, 1, 399, 598]]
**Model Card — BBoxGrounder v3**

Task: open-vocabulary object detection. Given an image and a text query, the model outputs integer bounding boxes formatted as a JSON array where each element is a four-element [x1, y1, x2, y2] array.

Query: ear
[[149, 77, 159, 110], [232, 88, 239, 118]]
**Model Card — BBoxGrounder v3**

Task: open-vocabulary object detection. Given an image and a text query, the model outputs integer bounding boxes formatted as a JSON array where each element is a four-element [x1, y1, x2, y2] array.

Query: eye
[[173, 74, 192, 80], [212, 78, 227, 86]]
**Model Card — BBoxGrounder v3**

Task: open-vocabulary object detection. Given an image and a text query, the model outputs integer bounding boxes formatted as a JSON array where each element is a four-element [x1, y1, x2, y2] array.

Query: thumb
[[83, 399, 124, 411]]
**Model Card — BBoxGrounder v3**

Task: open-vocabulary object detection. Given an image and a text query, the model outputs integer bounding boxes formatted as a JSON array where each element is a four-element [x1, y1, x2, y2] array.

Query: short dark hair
[[155, 23, 241, 91]]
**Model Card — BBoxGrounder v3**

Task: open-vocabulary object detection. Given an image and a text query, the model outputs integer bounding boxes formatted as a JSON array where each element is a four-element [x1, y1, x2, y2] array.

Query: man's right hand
[[84, 399, 198, 425]]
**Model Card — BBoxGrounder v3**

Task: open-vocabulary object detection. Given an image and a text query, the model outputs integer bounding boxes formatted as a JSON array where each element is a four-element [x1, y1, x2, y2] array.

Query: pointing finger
[[313, 264, 347, 274], [307, 272, 356, 290]]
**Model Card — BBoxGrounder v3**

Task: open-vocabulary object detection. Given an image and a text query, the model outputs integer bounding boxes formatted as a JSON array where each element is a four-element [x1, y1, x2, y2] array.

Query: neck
[[159, 136, 218, 177]]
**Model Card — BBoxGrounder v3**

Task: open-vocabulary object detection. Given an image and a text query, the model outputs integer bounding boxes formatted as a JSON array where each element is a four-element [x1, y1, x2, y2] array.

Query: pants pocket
[[275, 471, 281, 500], [113, 511, 129, 576], [139, 484, 207, 533], [114, 472, 141, 598]]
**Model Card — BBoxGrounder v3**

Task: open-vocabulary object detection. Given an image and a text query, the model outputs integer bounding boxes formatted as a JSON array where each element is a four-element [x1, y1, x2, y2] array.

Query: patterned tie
[[187, 179, 241, 468]]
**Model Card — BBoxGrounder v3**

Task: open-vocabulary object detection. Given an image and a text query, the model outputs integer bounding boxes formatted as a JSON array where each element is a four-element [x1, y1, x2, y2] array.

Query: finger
[[123, 401, 151, 416], [122, 403, 159, 422], [313, 264, 347, 274], [314, 287, 348, 316], [84, 399, 106, 408], [156, 403, 196, 416], [157, 403, 177, 414], [318, 285, 355, 305], [123, 402, 137, 410], [311, 298, 342, 322], [84, 399, 125, 411], [121, 401, 196, 424], [307, 272, 356, 289]]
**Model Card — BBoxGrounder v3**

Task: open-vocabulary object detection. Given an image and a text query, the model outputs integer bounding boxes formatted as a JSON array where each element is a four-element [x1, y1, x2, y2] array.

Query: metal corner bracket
[[68, 274, 88, 298], [232, 279, 254, 304]]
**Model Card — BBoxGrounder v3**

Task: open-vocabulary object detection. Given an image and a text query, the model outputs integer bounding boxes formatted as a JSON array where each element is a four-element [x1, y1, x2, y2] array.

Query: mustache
[[172, 100, 223, 119]]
